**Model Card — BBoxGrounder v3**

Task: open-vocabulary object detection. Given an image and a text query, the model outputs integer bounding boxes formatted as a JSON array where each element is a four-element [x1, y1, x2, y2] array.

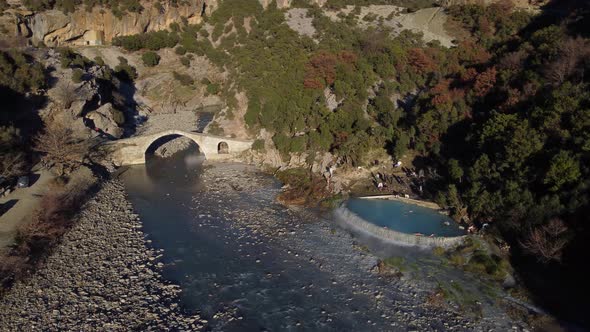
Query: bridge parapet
[[104, 130, 253, 166]]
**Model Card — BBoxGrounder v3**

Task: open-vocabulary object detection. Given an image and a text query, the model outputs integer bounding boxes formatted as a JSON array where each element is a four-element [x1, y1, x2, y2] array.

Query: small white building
[[74, 30, 104, 46]]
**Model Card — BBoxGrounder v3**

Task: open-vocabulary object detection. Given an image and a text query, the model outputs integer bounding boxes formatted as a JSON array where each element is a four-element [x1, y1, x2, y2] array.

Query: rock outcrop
[[85, 103, 125, 139], [18, 0, 217, 46], [258, 0, 327, 9], [8, 0, 337, 47]]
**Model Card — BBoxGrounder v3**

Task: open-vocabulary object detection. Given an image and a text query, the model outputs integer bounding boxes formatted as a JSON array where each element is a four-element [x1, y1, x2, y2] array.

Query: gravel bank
[[191, 164, 529, 331], [0, 180, 206, 331]]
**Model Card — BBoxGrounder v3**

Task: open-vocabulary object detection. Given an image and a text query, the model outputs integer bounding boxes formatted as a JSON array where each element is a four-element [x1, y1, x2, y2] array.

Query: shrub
[[290, 135, 307, 152], [112, 30, 179, 51], [433, 247, 446, 256], [466, 250, 503, 277], [172, 71, 194, 86], [180, 57, 190, 67], [71, 68, 84, 83], [0, 50, 46, 93], [206, 82, 220, 95], [383, 256, 406, 270], [169, 22, 180, 32], [142, 51, 161, 67], [252, 139, 265, 151], [94, 56, 105, 66], [207, 121, 224, 135], [175, 46, 187, 55], [114, 56, 137, 81]]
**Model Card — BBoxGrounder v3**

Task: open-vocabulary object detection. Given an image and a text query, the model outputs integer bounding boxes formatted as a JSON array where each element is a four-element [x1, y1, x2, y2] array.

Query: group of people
[[371, 163, 427, 198]]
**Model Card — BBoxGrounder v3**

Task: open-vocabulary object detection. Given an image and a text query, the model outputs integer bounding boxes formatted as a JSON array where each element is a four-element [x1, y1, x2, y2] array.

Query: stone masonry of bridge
[[105, 130, 254, 166]]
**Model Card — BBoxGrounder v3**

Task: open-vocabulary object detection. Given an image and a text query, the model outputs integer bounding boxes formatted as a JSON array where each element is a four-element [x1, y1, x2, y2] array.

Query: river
[[120, 147, 525, 331]]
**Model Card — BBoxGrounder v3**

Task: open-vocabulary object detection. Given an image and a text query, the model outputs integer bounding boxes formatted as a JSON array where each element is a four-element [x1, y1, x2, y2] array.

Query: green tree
[[448, 159, 464, 183], [544, 151, 581, 192], [141, 51, 161, 67]]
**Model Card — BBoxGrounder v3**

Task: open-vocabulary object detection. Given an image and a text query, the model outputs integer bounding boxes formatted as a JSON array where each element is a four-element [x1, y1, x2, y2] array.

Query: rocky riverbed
[[0, 162, 531, 331], [0, 181, 206, 331], [199, 165, 531, 331]]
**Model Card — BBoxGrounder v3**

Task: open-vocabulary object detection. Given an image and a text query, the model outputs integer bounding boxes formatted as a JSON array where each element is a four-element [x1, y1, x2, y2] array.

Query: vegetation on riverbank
[[434, 237, 512, 282], [275, 168, 335, 206]]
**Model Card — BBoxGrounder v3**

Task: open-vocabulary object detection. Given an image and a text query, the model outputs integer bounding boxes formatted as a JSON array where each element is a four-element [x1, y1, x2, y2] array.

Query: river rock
[[85, 103, 125, 138], [0, 180, 205, 331]]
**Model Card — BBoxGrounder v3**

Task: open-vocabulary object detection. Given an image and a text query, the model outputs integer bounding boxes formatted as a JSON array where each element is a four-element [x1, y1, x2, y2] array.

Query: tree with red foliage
[[304, 51, 358, 89], [456, 40, 491, 64], [338, 50, 358, 64], [501, 87, 522, 110], [478, 16, 494, 37], [431, 79, 452, 107], [407, 48, 437, 74], [461, 67, 478, 83], [473, 67, 497, 97], [305, 51, 338, 87], [303, 78, 324, 89]]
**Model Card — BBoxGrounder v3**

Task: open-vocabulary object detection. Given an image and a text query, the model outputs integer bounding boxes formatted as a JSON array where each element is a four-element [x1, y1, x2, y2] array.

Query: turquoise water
[[345, 198, 465, 237]]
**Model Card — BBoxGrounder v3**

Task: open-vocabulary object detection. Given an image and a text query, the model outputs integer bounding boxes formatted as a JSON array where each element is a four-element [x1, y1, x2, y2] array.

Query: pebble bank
[[0, 181, 206, 331]]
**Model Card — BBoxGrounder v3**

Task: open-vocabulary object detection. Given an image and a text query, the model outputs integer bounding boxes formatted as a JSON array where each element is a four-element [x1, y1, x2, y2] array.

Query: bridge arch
[[142, 131, 203, 161], [107, 129, 254, 166], [218, 141, 229, 154]]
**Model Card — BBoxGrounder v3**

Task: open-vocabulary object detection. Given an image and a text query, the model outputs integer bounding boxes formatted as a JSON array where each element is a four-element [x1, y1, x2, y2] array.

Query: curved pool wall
[[334, 206, 466, 249]]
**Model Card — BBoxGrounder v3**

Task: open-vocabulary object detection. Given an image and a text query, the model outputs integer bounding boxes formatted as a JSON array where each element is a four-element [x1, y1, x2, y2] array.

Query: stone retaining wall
[[357, 195, 443, 210], [334, 206, 465, 249]]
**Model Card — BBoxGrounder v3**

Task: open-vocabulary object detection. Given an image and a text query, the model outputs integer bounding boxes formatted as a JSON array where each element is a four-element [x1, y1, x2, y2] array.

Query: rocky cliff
[[4, 0, 538, 48], [9, 0, 335, 46], [258, 0, 327, 9], [15, 0, 217, 46]]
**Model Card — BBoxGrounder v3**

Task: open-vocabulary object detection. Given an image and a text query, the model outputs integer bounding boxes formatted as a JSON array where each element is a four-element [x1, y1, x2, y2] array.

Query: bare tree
[[34, 121, 89, 176], [545, 37, 590, 85], [52, 82, 78, 109], [521, 218, 569, 263], [0, 151, 26, 180], [0, 126, 27, 180]]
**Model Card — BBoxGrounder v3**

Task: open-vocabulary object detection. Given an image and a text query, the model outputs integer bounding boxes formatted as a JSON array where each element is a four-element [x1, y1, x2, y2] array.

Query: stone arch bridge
[[105, 130, 254, 166]]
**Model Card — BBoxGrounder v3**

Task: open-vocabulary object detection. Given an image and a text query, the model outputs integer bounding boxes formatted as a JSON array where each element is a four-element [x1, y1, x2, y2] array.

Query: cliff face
[[14, 0, 333, 47], [10, 0, 533, 47], [18, 0, 218, 46], [258, 0, 327, 9]]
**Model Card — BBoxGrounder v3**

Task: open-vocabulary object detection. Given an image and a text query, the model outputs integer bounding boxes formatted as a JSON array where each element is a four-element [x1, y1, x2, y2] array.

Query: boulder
[[85, 103, 125, 139], [51, 107, 93, 140], [502, 273, 517, 289], [324, 87, 339, 112]]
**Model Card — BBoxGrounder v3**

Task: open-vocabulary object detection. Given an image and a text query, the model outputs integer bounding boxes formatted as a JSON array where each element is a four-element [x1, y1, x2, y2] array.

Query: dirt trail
[[0, 169, 53, 252]]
